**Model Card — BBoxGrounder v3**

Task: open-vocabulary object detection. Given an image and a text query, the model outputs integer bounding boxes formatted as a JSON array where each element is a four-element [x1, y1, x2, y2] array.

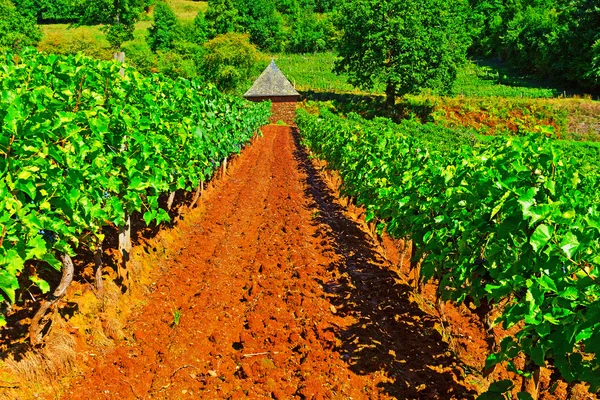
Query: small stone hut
[[244, 60, 300, 126]]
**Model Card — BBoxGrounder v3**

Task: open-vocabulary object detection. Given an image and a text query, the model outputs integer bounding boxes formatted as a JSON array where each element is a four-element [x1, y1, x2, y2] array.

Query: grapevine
[[0, 48, 270, 332], [297, 108, 600, 393]]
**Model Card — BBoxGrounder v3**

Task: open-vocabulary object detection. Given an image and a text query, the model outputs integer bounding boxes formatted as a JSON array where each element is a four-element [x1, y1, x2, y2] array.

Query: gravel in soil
[[60, 125, 474, 399]]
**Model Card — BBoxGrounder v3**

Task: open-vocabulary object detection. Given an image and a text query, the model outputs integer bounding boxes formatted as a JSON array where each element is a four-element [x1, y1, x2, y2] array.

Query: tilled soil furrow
[[61, 126, 471, 400]]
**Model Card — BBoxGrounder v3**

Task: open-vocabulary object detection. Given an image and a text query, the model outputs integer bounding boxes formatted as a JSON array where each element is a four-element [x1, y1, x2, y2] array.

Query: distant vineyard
[[297, 108, 600, 395], [0, 49, 270, 329]]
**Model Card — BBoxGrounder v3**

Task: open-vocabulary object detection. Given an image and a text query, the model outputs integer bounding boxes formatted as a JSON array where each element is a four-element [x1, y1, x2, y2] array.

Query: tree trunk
[[385, 81, 396, 110]]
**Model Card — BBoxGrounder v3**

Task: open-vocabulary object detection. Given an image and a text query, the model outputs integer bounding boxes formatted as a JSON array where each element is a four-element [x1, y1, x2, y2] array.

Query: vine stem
[[191, 181, 203, 207], [29, 254, 74, 346], [95, 241, 104, 298]]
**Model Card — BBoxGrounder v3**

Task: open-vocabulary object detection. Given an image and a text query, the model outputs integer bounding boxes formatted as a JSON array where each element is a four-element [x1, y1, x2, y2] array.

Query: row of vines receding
[[296, 107, 600, 398], [0, 48, 271, 344]]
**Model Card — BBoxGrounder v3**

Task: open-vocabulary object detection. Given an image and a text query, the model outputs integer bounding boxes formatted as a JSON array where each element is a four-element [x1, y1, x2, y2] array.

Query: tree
[[503, 5, 560, 75], [191, 11, 209, 44], [334, 0, 471, 107], [315, 0, 338, 12], [288, 11, 327, 53], [234, 0, 285, 52], [202, 32, 263, 92], [73, 0, 146, 50], [0, 0, 42, 50], [557, 0, 600, 89], [147, 1, 178, 52], [205, 0, 238, 38], [11, 0, 79, 23]]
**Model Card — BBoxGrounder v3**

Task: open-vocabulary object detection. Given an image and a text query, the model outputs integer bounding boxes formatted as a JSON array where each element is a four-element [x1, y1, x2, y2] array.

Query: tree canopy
[[0, 0, 42, 50], [74, 0, 146, 50], [234, 0, 285, 52], [334, 0, 471, 107], [469, 0, 600, 90], [147, 1, 178, 52], [206, 0, 238, 38]]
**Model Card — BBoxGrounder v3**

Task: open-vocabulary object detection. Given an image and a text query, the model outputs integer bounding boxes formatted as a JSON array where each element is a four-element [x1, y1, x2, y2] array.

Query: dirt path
[[61, 126, 474, 399]]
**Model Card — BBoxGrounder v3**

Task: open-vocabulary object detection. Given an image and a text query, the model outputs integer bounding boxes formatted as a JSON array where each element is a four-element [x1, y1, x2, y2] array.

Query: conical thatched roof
[[244, 60, 300, 98]]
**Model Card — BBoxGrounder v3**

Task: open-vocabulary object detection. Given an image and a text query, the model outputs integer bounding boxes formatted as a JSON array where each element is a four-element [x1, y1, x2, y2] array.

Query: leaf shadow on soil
[[291, 128, 477, 399]]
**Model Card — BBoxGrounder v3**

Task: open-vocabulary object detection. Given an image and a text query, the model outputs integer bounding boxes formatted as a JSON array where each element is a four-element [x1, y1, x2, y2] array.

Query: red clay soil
[[60, 125, 474, 399]]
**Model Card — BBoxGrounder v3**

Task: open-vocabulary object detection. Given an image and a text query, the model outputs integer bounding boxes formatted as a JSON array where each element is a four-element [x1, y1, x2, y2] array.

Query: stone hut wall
[[248, 96, 298, 126]]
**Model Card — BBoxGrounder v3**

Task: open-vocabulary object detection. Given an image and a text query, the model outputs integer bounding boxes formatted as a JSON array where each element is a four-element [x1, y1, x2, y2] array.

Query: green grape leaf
[[560, 232, 580, 259], [530, 224, 554, 253], [30, 276, 51, 294]]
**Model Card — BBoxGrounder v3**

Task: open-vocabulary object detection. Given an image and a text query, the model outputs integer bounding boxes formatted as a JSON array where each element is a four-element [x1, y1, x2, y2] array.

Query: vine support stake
[[522, 363, 541, 400], [191, 181, 203, 207], [29, 254, 74, 346], [118, 214, 132, 283], [167, 191, 176, 210], [222, 157, 228, 179], [410, 240, 422, 291], [113, 51, 125, 77], [95, 242, 104, 298]]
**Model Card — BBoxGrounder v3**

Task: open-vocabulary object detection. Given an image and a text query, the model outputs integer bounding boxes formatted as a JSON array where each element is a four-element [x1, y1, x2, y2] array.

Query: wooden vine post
[[115, 51, 132, 283], [95, 239, 104, 297], [167, 191, 176, 210], [522, 361, 542, 400], [114, 51, 125, 77], [191, 181, 204, 207]]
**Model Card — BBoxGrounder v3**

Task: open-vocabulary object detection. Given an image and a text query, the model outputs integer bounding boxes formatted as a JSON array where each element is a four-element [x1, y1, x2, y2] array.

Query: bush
[[0, 0, 42, 50], [38, 31, 112, 60], [202, 32, 264, 92], [122, 42, 156, 73], [156, 50, 198, 79], [147, 1, 178, 52], [234, 0, 285, 52]]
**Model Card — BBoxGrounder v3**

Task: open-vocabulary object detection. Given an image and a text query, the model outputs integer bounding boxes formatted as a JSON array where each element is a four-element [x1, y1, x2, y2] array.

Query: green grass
[[32, 4, 600, 142], [273, 52, 382, 94], [272, 53, 565, 99], [37, 0, 204, 59], [167, 0, 207, 21], [450, 59, 560, 99]]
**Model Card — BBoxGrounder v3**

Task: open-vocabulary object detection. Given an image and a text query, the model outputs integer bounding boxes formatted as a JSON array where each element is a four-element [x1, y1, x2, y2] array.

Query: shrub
[[0, 0, 42, 50], [156, 50, 198, 79], [122, 42, 156, 73], [38, 31, 112, 60], [202, 32, 264, 92], [147, 1, 178, 52], [206, 0, 238, 38]]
